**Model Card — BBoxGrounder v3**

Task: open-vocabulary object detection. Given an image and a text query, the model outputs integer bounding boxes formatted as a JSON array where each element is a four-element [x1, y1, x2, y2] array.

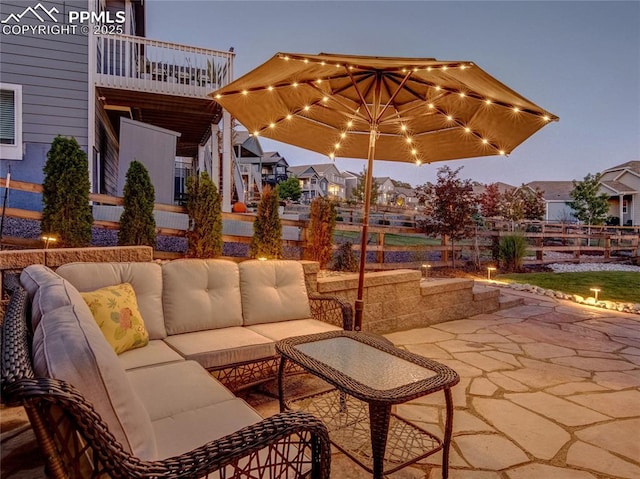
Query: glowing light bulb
[[323, 96, 329, 102], [269, 123, 275, 129], [416, 159, 422, 165], [347, 120, 353, 128], [460, 65, 467, 70], [513, 106, 520, 113], [292, 82, 298, 87], [543, 115, 551, 122], [401, 124, 407, 131], [329, 152, 335, 159], [446, 115, 453, 121], [464, 127, 471, 133], [428, 103, 435, 109], [459, 92, 465, 97], [283, 55, 290, 61], [304, 105, 310, 111], [406, 137, 412, 144], [335, 142, 341, 148], [267, 86, 274, 91], [215, 94, 222, 99], [320, 61, 326, 66], [253, 131, 260, 136], [499, 150, 506, 155], [411, 148, 417, 155], [241, 90, 248, 96], [482, 138, 489, 144], [435, 86, 441, 91], [442, 66, 448, 71], [485, 99, 492, 105], [304, 59, 309, 63], [286, 114, 292, 120], [340, 132, 347, 138]]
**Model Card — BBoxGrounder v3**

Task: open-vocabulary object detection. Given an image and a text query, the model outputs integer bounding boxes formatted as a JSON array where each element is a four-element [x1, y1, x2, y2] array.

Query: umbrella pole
[[354, 129, 377, 331]]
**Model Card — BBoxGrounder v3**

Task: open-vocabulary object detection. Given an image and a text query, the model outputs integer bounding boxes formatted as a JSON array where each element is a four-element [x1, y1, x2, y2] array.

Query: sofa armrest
[[308, 293, 353, 330]]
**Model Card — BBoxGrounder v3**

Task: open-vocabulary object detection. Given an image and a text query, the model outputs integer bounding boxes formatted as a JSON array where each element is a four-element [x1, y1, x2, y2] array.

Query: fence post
[[377, 232, 385, 265]]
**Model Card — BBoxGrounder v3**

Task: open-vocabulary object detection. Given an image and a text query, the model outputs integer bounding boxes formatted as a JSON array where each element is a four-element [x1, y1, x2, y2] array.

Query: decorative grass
[[496, 271, 640, 303]]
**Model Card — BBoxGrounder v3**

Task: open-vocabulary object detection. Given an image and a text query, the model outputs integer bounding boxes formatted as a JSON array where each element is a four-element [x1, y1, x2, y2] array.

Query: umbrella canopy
[[211, 52, 558, 330]]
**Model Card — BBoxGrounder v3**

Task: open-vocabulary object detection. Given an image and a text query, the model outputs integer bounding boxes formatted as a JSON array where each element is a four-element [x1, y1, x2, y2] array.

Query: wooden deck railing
[[1, 178, 638, 268]]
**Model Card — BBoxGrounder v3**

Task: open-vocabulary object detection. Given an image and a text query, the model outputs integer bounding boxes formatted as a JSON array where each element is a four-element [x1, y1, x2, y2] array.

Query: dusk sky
[[147, 1, 639, 187]]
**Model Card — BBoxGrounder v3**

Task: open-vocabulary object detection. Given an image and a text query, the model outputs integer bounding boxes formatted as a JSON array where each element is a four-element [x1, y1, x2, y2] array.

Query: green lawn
[[496, 271, 640, 303]]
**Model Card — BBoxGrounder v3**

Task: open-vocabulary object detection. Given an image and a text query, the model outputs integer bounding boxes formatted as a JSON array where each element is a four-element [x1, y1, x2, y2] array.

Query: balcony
[[94, 34, 235, 156], [95, 33, 234, 98]]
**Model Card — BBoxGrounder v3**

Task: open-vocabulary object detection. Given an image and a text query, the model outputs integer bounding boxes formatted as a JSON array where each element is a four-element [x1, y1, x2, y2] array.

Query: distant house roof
[[341, 170, 360, 179], [600, 180, 636, 195], [603, 161, 640, 174], [260, 151, 289, 166], [395, 186, 417, 197], [288, 165, 317, 178], [472, 182, 516, 196], [525, 181, 574, 201]]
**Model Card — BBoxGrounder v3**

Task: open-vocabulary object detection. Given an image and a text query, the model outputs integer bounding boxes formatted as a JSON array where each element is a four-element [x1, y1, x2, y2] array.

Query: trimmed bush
[[249, 186, 282, 259], [118, 161, 156, 247], [41, 135, 93, 247], [186, 172, 222, 258], [305, 196, 337, 269], [332, 241, 358, 272]]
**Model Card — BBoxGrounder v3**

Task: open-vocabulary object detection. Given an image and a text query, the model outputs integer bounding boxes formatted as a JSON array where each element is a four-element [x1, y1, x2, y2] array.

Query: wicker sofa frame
[[1, 282, 332, 479]]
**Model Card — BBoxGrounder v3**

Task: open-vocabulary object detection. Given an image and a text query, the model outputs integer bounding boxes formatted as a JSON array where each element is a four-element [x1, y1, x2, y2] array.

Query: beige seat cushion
[[153, 399, 312, 477], [247, 319, 341, 342], [32, 303, 157, 460], [152, 398, 261, 460], [119, 340, 184, 371], [127, 361, 235, 421], [163, 328, 275, 370], [163, 259, 243, 334], [56, 262, 166, 340], [239, 260, 311, 326]]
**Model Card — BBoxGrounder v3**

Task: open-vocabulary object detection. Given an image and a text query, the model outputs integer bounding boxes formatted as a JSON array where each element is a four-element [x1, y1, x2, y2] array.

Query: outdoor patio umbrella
[[211, 52, 558, 331]]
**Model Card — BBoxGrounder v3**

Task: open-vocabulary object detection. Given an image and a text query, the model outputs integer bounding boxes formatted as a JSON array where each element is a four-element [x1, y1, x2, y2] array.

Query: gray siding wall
[[1, 0, 89, 210]]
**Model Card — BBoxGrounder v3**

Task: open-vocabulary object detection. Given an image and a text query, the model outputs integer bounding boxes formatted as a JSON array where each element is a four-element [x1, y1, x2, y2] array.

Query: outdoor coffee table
[[276, 330, 460, 479]]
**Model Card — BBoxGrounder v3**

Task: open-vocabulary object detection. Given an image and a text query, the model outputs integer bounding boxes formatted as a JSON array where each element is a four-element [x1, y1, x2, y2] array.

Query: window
[[622, 200, 628, 214], [0, 84, 22, 160]]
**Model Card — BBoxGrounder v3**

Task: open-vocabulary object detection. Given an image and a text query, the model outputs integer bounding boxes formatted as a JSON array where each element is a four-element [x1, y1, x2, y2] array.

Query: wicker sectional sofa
[[1, 259, 352, 479]]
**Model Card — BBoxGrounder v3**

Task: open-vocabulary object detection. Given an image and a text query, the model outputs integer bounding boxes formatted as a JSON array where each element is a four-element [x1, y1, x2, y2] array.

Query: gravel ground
[[547, 262, 640, 273]]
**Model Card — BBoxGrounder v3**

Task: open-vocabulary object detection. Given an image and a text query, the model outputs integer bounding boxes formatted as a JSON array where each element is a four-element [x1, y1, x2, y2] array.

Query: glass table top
[[295, 336, 437, 391]]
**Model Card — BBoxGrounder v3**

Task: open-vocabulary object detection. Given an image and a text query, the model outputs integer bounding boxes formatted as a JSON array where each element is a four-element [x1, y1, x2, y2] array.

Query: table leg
[[442, 387, 454, 479], [368, 402, 391, 479], [278, 356, 288, 412]]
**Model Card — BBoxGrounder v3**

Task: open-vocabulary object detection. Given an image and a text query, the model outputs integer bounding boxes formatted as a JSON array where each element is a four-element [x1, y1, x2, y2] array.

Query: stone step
[[472, 285, 501, 301], [499, 293, 525, 310]]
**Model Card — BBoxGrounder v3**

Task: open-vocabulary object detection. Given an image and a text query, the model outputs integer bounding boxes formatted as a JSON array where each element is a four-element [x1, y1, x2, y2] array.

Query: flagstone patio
[[2, 288, 639, 478]]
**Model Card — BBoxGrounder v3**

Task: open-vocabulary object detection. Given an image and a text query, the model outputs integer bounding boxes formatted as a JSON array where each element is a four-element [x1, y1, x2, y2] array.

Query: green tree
[[250, 185, 282, 259], [351, 167, 380, 205], [186, 171, 223, 258], [501, 187, 525, 230], [417, 166, 477, 267], [41, 135, 93, 247], [118, 161, 156, 247], [276, 176, 302, 202], [569, 173, 610, 227], [304, 196, 336, 268]]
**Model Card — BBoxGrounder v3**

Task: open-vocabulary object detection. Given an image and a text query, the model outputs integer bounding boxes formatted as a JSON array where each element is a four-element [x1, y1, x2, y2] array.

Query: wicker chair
[[1, 284, 332, 479]]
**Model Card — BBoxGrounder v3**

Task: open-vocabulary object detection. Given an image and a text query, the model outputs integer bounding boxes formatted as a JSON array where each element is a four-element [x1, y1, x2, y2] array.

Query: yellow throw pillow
[[81, 283, 149, 354]]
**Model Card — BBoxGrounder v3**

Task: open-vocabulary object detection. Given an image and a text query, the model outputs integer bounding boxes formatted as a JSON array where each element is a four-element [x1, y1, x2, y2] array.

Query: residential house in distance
[[524, 181, 576, 222], [0, 0, 236, 212], [599, 160, 639, 226], [342, 170, 359, 201], [260, 152, 289, 188], [288, 163, 345, 202], [375, 177, 396, 205], [394, 186, 419, 208]]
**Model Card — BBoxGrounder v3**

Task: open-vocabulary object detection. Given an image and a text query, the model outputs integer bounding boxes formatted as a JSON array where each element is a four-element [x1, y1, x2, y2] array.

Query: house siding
[[0, 0, 89, 211]]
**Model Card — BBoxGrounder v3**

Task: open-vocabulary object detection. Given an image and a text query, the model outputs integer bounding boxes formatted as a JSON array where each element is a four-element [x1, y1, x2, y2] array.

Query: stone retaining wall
[[312, 270, 500, 334]]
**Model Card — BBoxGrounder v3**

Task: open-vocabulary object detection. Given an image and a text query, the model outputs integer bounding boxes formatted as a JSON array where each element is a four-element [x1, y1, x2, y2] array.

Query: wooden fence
[[1, 177, 638, 269]]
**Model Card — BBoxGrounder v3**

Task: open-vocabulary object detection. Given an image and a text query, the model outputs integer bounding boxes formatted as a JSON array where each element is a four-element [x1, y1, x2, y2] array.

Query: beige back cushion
[[56, 262, 166, 339], [31, 299, 157, 460], [20, 265, 86, 330], [162, 259, 243, 334], [239, 260, 311, 325]]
